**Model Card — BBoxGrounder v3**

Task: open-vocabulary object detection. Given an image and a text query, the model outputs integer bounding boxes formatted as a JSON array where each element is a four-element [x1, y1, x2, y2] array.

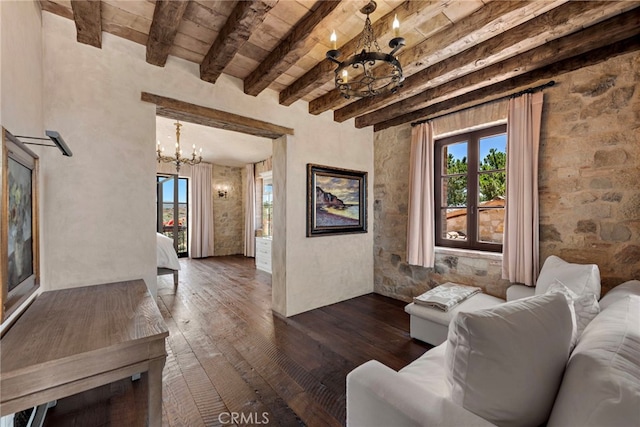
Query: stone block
[[614, 245, 640, 264], [601, 192, 623, 203], [575, 219, 597, 234], [594, 149, 629, 168], [589, 177, 612, 189], [572, 75, 617, 97], [540, 224, 562, 242], [600, 223, 631, 242], [620, 193, 640, 221]]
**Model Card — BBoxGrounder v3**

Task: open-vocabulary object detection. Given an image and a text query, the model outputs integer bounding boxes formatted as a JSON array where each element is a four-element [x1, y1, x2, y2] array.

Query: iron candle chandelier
[[326, 1, 405, 99]]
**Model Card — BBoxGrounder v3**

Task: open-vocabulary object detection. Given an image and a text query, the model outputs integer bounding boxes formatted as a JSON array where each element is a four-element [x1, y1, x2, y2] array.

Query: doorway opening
[[157, 174, 189, 257]]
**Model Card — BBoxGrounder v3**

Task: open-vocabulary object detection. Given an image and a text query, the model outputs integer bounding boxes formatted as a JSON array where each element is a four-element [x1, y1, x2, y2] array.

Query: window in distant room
[[434, 125, 506, 252]]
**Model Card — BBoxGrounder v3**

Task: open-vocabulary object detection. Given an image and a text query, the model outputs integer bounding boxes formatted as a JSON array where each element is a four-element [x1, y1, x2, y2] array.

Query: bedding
[[157, 232, 181, 271]]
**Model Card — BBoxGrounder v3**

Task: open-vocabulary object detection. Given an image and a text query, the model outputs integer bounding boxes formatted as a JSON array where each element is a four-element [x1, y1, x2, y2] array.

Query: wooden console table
[[0, 280, 168, 426]]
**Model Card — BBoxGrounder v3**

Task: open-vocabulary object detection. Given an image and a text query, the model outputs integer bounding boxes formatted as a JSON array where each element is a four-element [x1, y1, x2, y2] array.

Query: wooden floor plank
[[42, 255, 430, 426]]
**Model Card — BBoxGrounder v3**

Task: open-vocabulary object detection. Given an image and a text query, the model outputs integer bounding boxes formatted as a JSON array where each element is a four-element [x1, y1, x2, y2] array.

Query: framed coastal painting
[[1, 127, 39, 322], [306, 164, 367, 237]]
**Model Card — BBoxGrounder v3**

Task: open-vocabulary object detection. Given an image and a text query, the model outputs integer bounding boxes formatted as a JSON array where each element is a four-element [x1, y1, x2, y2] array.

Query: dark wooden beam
[[243, 0, 346, 97], [146, 0, 189, 67], [372, 36, 640, 132], [40, 0, 74, 20], [355, 10, 640, 129], [141, 92, 294, 139], [70, 0, 102, 48], [334, 1, 628, 123], [200, 1, 277, 84], [307, 0, 563, 115], [278, 0, 445, 106]]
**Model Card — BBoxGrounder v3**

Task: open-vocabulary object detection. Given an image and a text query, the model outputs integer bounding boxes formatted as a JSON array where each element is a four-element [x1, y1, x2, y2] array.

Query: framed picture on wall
[[1, 127, 40, 323], [306, 163, 367, 237]]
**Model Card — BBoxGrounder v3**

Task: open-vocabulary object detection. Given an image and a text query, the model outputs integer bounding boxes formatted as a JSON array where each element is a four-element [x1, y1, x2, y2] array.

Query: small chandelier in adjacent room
[[326, 0, 405, 99], [156, 121, 202, 172]]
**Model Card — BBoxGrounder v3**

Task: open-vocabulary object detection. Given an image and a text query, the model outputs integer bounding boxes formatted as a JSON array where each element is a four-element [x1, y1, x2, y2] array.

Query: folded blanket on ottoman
[[414, 283, 482, 312]]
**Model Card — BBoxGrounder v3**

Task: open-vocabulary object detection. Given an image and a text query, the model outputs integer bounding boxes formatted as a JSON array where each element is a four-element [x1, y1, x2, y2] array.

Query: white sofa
[[347, 279, 640, 427]]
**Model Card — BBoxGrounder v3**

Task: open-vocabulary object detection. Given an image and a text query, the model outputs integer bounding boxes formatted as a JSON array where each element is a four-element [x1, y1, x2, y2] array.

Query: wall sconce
[[217, 185, 228, 199]]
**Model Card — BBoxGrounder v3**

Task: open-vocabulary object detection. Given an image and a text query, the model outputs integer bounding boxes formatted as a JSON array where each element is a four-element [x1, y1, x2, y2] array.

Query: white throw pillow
[[535, 255, 601, 298], [445, 292, 573, 427], [546, 279, 600, 348]]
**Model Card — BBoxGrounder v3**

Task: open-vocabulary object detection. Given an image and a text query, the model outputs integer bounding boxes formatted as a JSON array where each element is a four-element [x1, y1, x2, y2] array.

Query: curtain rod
[[410, 80, 555, 127]]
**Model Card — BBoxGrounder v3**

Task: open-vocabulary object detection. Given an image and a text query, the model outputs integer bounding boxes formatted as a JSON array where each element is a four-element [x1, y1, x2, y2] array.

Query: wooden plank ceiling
[[40, 0, 640, 131]]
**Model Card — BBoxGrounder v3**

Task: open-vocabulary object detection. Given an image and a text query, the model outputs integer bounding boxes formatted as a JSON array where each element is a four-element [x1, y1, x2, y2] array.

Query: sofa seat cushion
[[548, 293, 640, 427], [535, 255, 601, 298], [445, 292, 574, 427]]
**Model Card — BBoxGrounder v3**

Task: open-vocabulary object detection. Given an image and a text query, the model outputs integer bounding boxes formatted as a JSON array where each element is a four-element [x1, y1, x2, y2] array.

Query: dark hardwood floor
[[43, 255, 431, 426]]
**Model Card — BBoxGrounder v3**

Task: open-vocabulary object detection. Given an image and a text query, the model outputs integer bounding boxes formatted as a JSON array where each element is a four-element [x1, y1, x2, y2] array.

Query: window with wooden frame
[[434, 125, 507, 252]]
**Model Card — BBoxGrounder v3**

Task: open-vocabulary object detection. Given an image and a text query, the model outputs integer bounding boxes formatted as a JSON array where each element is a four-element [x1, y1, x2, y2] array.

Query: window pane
[[441, 209, 467, 241], [443, 141, 467, 175], [178, 178, 187, 203], [478, 207, 504, 244], [479, 134, 506, 171], [478, 170, 506, 203], [162, 179, 174, 203], [442, 176, 467, 207]]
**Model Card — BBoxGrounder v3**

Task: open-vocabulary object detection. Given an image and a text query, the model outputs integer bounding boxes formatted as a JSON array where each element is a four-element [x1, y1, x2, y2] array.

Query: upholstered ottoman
[[405, 293, 504, 346]]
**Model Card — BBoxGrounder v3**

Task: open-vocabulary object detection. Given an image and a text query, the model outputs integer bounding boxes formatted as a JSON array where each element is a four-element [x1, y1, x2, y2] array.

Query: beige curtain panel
[[407, 122, 436, 268], [190, 163, 215, 258], [244, 164, 256, 257], [502, 92, 544, 286]]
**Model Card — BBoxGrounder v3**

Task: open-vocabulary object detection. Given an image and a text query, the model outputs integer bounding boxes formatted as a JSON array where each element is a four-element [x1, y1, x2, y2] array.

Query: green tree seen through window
[[446, 148, 506, 206]]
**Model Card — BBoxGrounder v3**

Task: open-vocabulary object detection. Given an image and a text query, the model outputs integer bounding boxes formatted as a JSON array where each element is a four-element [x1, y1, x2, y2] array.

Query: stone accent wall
[[539, 51, 640, 293], [213, 165, 243, 256], [374, 50, 640, 301]]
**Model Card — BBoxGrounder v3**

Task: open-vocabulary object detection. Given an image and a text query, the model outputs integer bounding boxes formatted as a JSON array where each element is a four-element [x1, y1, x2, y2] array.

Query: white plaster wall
[[41, 12, 374, 311], [0, 0, 44, 334], [0, 0, 43, 136], [284, 134, 374, 316]]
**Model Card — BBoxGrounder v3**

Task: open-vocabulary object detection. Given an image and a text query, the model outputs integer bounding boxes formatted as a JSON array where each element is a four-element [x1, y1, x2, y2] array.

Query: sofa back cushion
[[445, 292, 573, 427], [548, 294, 640, 427], [535, 255, 601, 298]]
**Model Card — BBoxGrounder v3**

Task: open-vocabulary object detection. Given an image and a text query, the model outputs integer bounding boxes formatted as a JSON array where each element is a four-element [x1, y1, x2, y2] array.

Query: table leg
[[147, 358, 165, 427]]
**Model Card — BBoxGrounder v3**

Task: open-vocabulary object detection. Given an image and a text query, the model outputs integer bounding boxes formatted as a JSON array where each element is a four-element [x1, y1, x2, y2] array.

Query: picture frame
[[1, 127, 40, 323], [306, 163, 367, 237]]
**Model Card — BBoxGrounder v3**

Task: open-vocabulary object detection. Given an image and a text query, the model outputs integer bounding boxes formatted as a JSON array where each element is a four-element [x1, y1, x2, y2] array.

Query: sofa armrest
[[506, 284, 535, 301], [347, 360, 493, 427]]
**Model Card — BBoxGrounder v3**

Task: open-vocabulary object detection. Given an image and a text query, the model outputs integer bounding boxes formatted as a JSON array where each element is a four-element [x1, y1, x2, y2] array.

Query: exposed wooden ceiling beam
[[243, 0, 350, 97], [334, 1, 630, 123], [200, 1, 277, 84], [141, 92, 294, 139], [373, 36, 640, 132], [40, 0, 74, 20], [278, 0, 446, 107], [307, 0, 566, 116], [355, 10, 640, 129], [146, 0, 189, 67], [70, 0, 102, 48]]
